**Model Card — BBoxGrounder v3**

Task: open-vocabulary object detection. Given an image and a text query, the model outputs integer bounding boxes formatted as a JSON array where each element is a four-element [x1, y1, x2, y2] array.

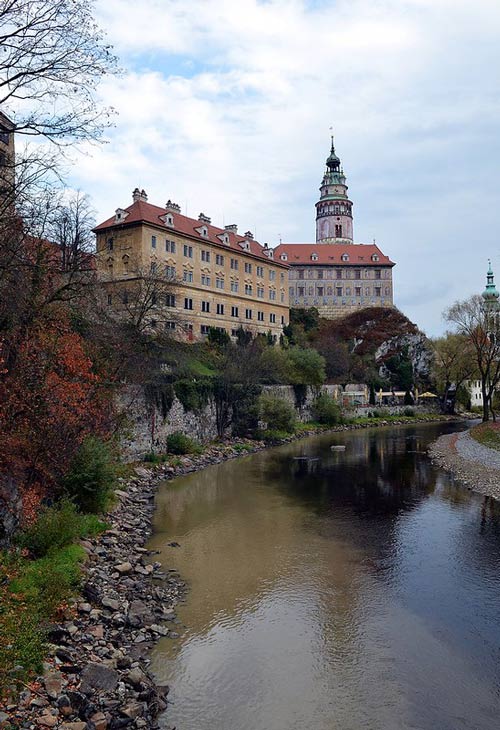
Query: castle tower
[[315, 138, 353, 244], [482, 260, 500, 313]]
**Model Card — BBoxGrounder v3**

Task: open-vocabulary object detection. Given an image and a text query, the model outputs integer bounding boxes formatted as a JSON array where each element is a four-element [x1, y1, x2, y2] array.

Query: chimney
[[244, 230, 254, 240], [198, 212, 211, 224], [165, 200, 181, 213], [132, 187, 141, 202], [225, 224, 238, 233], [140, 189, 148, 202]]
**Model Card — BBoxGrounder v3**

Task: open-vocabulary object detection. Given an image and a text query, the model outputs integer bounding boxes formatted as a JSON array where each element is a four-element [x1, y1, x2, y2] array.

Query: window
[[257, 311, 264, 322], [365, 287, 370, 296], [256, 265, 264, 277], [335, 224, 342, 238], [216, 277, 224, 289], [165, 240, 176, 253], [201, 325, 210, 335], [184, 297, 193, 310], [270, 313, 276, 323], [327, 286, 332, 295], [244, 262, 252, 274], [245, 284, 253, 295], [336, 287, 342, 297], [336, 269, 342, 279], [311, 253, 318, 261], [298, 270, 304, 280], [245, 308, 252, 319], [371, 254, 379, 262], [107, 237, 114, 251], [231, 306, 239, 317], [183, 270, 193, 283], [165, 265, 176, 278], [201, 250, 210, 263], [150, 261, 158, 274], [183, 244, 193, 258], [231, 329, 239, 337], [202, 301, 210, 312], [375, 269, 381, 280], [216, 254, 225, 266], [107, 293, 112, 305], [201, 274, 211, 286], [385, 287, 390, 296], [355, 287, 361, 297], [216, 303, 224, 315], [346, 287, 351, 296], [341, 253, 349, 262], [151, 235, 157, 249], [318, 287, 324, 296], [298, 287, 305, 296], [165, 294, 176, 307], [269, 270, 276, 281], [269, 290, 276, 301], [165, 321, 176, 330], [375, 287, 381, 297], [281, 315, 285, 325], [317, 270, 324, 279], [281, 292, 285, 303], [354, 269, 361, 280], [257, 286, 264, 298], [231, 281, 239, 293], [230, 258, 239, 270]]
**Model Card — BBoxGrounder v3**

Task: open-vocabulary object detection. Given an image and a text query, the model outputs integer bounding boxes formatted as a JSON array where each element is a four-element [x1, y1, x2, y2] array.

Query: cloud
[[69, 0, 500, 335]]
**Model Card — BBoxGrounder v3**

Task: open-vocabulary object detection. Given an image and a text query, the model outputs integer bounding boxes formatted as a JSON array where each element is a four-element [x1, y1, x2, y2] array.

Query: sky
[[68, 0, 500, 336]]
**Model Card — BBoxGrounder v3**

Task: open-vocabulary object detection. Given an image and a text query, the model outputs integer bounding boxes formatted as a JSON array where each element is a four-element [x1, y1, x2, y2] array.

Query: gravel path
[[428, 429, 500, 501]]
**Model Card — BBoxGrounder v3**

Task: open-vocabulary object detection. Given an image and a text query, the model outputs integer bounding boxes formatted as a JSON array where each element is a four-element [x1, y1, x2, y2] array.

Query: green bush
[[174, 378, 212, 412], [10, 544, 86, 615], [166, 431, 202, 455], [17, 500, 106, 558], [311, 394, 343, 425], [403, 407, 415, 417], [62, 437, 117, 513], [259, 394, 296, 434]]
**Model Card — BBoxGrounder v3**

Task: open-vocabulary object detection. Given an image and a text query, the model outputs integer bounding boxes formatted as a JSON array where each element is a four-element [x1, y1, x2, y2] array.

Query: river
[[148, 422, 500, 730]]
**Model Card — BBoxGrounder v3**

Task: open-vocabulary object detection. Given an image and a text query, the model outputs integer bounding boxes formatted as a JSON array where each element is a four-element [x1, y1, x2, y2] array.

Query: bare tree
[[0, 0, 118, 143], [106, 267, 180, 336], [445, 295, 500, 421], [430, 332, 476, 413]]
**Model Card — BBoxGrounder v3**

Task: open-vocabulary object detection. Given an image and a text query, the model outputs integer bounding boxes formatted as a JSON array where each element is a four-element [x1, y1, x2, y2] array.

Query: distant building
[[0, 110, 15, 212], [94, 190, 289, 341], [274, 140, 395, 319]]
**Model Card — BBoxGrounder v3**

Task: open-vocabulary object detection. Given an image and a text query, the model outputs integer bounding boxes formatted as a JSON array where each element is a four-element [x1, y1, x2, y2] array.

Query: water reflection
[[149, 423, 500, 730]]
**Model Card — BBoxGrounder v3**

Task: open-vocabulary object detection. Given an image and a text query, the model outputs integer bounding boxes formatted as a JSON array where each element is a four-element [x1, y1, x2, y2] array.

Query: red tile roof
[[273, 243, 395, 266], [94, 199, 288, 267]]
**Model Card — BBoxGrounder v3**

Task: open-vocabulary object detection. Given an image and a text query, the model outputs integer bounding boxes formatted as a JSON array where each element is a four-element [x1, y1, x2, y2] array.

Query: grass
[[470, 421, 500, 452], [0, 504, 107, 700]]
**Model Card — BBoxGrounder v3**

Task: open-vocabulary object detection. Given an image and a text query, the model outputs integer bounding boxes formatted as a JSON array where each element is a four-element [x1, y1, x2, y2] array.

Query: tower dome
[[315, 136, 353, 244]]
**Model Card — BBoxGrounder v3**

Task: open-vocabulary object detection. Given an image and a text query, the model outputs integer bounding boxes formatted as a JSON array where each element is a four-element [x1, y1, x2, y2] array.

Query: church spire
[[482, 259, 500, 311]]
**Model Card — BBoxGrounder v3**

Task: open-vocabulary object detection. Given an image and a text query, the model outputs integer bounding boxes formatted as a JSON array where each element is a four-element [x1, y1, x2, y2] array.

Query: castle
[[274, 139, 395, 319]]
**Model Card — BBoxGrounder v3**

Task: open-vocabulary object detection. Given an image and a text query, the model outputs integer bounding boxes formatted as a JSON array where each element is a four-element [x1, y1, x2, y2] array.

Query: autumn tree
[[445, 296, 500, 421], [430, 332, 476, 413]]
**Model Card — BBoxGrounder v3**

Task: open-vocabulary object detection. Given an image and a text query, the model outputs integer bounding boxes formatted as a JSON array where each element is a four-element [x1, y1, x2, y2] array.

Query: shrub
[[17, 499, 106, 558], [403, 407, 415, 417], [258, 394, 296, 433], [166, 431, 202, 455], [62, 437, 118, 513], [311, 394, 343, 425], [174, 378, 212, 412]]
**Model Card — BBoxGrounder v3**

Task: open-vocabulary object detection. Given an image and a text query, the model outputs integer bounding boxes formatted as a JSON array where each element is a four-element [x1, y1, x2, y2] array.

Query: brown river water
[[148, 422, 500, 730]]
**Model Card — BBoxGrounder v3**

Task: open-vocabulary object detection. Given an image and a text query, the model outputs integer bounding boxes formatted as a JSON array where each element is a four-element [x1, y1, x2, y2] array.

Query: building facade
[[94, 190, 289, 341], [274, 140, 395, 319]]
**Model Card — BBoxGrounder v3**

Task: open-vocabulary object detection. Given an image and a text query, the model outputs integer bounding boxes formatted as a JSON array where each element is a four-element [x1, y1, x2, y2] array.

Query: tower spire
[[482, 259, 500, 311], [315, 137, 353, 244]]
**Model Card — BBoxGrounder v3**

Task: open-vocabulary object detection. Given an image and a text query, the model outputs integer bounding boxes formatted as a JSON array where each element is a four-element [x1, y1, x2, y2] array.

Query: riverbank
[[428, 424, 500, 501], [2, 414, 462, 729]]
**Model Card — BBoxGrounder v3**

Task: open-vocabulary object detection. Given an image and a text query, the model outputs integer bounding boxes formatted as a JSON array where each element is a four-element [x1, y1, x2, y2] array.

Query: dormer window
[[280, 253, 287, 261], [371, 254, 379, 262], [311, 253, 318, 261], [239, 240, 250, 251], [217, 232, 230, 245], [114, 208, 129, 224], [165, 213, 174, 226], [341, 253, 349, 262], [201, 226, 208, 238]]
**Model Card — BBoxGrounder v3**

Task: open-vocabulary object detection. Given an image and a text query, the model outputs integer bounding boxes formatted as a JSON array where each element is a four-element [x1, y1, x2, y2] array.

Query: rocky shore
[[3, 416, 461, 730], [428, 428, 500, 501]]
